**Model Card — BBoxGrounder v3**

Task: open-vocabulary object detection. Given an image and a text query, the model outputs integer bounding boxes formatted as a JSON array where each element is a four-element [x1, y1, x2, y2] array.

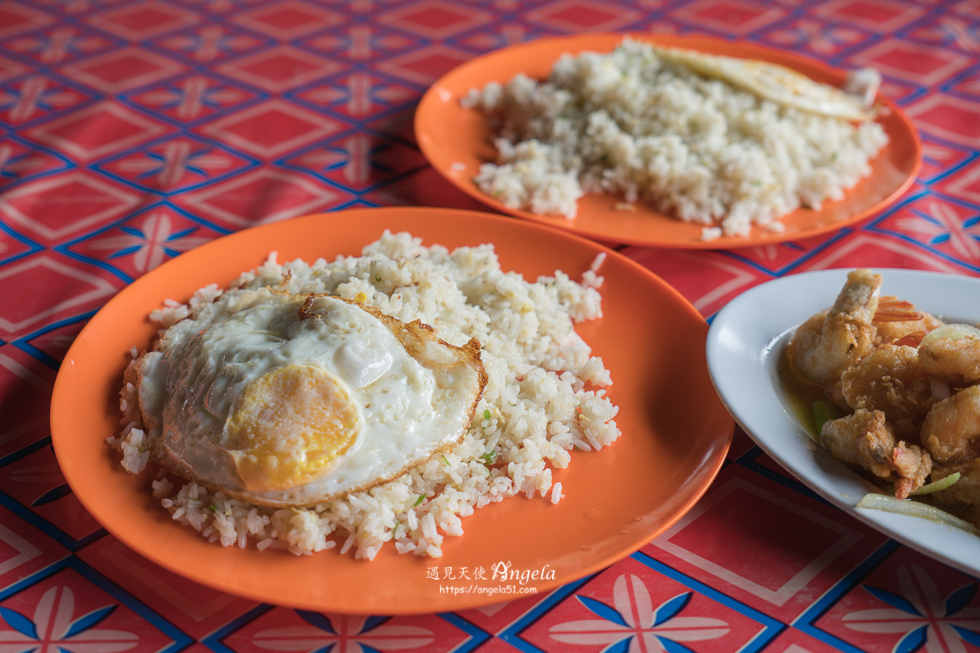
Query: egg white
[[135, 289, 486, 506]]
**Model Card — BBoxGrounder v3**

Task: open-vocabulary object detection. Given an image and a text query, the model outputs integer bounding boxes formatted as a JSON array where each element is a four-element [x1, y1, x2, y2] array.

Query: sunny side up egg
[[134, 288, 487, 507]]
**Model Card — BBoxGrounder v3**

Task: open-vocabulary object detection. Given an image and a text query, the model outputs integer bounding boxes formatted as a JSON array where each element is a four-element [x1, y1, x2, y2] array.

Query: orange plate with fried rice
[[51, 207, 733, 614]]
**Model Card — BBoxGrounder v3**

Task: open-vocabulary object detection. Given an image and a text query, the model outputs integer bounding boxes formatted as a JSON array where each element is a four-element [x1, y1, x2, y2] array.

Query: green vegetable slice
[[855, 493, 980, 535], [811, 399, 841, 436], [910, 473, 961, 496]]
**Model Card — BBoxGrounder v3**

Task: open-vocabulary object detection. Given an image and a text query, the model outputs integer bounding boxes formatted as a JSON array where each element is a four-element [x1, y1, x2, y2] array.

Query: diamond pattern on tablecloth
[[58, 47, 186, 94], [362, 166, 489, 214], [919, 138, 974, 183], [814, 0, 926, 32], [759, 16, 872, 57], [849, 40, 974, 86], [375, 44, 474, 87], [150, 24, 269, 63], [905, 12, 980, 55], [126, 74, 260, 124], [84, 0, 200, 40], [672, 0, 788, 36], [743, 446, 818, 488], [949, 67, 980, 102], [293, 72, 418, 119], [77, 536, 260, 642], [0, 138, 71, 191], [0, 444, 103, 542], [220, 609, 472, 653], [215, 46, 342, 93], [365, 105, 418, 145], [724, 233, 846, 275], [905, 94, 980, 148], [0, 566, 179, 651], [20, 318, 85, 366], [762, 626, 854, 652], [95, 135, 255, 193], [0, 253, 121, 340], [67, 204, 227, 278], [24, 101, 172, 163], [524, 0, 642, 32], [647, 467, 885, 621], [0, 227, 38, 268], [285, 134, 427, 191], [0, 504, 67, 594], [938, 157, 980, 205], [0, 74, 93, 126], [199, 99, 346, 159], [0, 171, 142, 244], [301, 26, 417, 63], [877, 77, 923, 105], [230, 0, 346, 39], [378, 1, 493, 39], [0, 3, 54, 40], [457, 591, 562, 636], [0, 25, 118, 66], [0, 348, 56, 460], [455, 25, 541, 51], [620, 246, 769, 317], [521, 556, 774, 652], [464, 637, 524, 652], [805, 546, 980, 652], [872, 194, 980, 265], [0, 55, 30, 84], [954, 1, 980, 21], [0, 0, 975, 646], [175, 167, 354, 230], [780, 227, 980, 273]]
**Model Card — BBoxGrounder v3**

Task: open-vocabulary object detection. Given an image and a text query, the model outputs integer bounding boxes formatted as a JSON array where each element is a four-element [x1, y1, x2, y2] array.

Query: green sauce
[[776, 343, 827, 441]]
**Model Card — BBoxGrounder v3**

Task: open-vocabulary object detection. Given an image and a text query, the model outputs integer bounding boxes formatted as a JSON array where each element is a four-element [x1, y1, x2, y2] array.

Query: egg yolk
[[224, 364, 361, 492]]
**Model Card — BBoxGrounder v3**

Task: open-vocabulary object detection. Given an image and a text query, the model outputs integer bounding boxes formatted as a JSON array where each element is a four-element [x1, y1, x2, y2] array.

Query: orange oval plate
[[50, 207, 733, 614], [416, 33, 922, 249]]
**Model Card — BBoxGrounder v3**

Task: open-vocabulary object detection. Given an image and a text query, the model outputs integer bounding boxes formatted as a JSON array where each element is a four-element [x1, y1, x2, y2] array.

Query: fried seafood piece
[[820, 408, 932, 498], [931, 459, 980, 507], [790, 268, 882, 392], [840, 345, 934, 440], [918, 325, 980, 386], [872, 296, 944, 347], [921, 385, 980, 464]]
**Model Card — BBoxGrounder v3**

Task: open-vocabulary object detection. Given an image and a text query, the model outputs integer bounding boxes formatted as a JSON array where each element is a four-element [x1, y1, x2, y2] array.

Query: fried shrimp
[[918, 324, 980, 386], [788, 268, 980, 530], [921, 385, 980, 464], [873, 296, 944, 347], [790, 268, 881, 389], [840, 344, 934, 440], [820, 408, 932, 498]]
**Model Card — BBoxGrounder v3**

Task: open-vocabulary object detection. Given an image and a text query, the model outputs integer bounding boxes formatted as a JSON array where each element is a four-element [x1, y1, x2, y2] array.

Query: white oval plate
[[706, 268, 980, 578]]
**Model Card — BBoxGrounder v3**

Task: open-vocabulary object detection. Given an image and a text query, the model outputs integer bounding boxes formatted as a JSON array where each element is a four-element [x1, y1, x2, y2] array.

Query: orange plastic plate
[[416, 33, 922, 249], [50, 207, 734, 614]]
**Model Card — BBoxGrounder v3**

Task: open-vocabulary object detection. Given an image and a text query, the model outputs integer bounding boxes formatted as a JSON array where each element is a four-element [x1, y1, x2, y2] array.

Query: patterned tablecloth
[[3, 0, 980, 651]]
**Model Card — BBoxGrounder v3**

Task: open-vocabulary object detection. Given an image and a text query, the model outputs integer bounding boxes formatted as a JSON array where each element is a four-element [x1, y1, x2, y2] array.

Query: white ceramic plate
[[706, 268, 980, 578]]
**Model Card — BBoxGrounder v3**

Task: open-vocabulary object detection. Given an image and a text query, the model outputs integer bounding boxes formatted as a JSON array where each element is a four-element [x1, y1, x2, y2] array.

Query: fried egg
[[134, 289, 487, 507], [652, 45, 879, 121]]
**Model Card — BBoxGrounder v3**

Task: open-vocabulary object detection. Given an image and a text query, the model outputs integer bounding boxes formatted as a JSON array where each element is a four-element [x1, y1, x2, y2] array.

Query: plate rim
[[706, 267, 980, 579], [416, 32, 923, 250], [50, 206, 735, 613]]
